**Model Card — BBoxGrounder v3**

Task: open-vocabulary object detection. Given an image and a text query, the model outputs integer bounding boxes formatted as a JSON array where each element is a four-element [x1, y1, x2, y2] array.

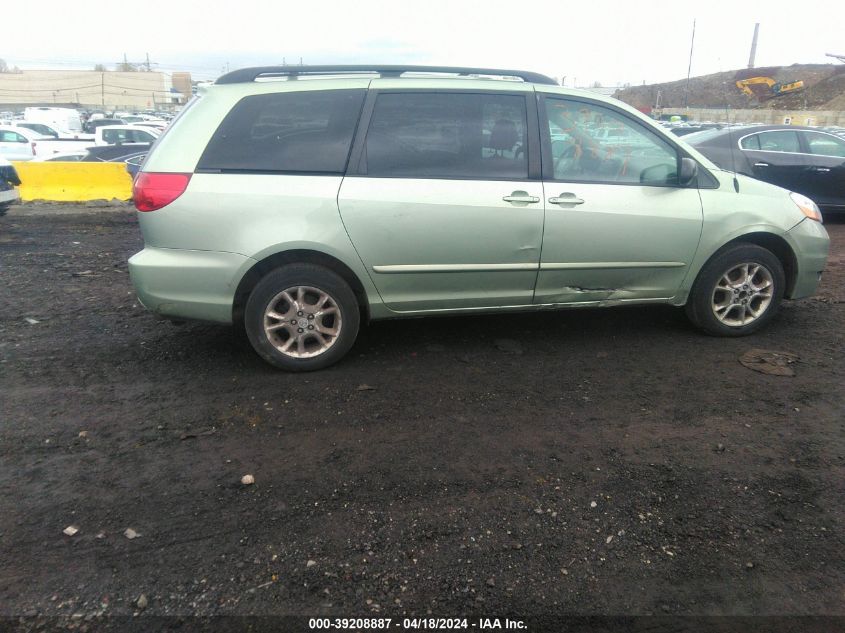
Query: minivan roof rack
[[215, 65, 558, 86]]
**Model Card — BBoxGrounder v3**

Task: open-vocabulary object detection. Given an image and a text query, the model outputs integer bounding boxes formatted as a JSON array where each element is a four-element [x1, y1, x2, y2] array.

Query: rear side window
[[740, 131, 800, 153], [198, 89, 366, 173], [362, 92, 528, 179]]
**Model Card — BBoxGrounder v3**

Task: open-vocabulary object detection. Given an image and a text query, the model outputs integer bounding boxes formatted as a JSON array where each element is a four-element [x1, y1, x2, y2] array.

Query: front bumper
[[786, 218, 830, 300], [128, 246, 254, 323]]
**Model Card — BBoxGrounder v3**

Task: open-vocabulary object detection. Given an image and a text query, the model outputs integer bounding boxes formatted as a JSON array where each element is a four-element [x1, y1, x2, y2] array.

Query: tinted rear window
[[197, 89, 366, 173]]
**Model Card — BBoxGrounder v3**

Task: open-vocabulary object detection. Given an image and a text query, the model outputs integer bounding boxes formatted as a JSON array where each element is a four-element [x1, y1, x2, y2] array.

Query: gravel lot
[[1, 204, 843, 628]]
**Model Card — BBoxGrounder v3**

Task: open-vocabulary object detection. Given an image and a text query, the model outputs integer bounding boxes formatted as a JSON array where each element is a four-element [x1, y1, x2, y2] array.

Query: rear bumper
[[786, 219, 830, 300], [128, 246, 254, 323]]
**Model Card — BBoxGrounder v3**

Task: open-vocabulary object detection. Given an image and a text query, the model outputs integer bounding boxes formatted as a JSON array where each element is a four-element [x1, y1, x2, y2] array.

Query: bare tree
[[94, 63, 107, 72], [0, 59, 8, 73]]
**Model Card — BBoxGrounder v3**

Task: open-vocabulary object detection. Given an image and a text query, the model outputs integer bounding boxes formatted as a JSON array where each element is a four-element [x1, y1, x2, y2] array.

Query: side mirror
[[679, 157, 699, 186]]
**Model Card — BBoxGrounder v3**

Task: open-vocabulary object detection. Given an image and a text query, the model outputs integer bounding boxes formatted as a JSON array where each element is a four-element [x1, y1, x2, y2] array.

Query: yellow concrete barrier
[[12, 161, 133, 202]]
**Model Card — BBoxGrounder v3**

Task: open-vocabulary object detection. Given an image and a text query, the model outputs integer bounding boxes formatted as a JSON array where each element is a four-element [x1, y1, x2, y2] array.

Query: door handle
[[548, 193, 585, 205], [502, 191, 540, 204], [809, 166, 831, 173], [754, 162, 770, 167]]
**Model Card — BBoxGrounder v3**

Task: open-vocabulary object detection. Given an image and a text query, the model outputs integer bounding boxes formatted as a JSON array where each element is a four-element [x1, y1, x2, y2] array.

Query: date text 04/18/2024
[[308, 618, 527, 629]]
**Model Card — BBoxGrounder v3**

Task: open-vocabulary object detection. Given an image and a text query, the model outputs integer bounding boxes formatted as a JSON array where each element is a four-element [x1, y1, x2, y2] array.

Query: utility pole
[[101, 72, 105, 106], [684, 18, 696, 109], [145, 52, 151, 72], [748, 23, 760, 68]]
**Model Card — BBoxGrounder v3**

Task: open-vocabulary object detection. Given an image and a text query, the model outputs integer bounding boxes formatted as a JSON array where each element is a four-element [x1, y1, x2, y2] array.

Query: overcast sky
[[3, 0, 844, 85]]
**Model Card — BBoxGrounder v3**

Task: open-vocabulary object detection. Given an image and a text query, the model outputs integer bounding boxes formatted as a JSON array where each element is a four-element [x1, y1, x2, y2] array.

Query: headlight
[[790, 192, 823, 223]]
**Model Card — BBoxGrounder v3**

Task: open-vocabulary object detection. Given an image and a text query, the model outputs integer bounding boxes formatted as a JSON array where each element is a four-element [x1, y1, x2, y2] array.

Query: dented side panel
[[534, 183, 703, 304]]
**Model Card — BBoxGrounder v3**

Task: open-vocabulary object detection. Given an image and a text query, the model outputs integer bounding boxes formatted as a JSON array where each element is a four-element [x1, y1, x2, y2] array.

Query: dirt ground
[[0, 204, 843, 629]]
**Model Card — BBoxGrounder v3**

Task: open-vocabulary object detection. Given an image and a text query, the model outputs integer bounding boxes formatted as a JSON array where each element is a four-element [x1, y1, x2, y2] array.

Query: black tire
[[685, 243, 785, 337], [0, 203, 9, 217], [244, 264, 360, 371]]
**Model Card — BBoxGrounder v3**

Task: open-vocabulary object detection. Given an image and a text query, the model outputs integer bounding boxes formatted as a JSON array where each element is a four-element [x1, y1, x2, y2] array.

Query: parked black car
[[124, 153, 146, 178], [83, 143, 150, 163], [685, 125, 845, 215]]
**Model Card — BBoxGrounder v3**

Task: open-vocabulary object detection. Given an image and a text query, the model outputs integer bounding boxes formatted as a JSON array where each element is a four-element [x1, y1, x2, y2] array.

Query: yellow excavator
[[735, 76, 804, 100]]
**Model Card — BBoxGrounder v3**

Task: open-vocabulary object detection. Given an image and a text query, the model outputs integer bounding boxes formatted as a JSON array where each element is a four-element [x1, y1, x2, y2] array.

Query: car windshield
[[23, 123, 56, 136]]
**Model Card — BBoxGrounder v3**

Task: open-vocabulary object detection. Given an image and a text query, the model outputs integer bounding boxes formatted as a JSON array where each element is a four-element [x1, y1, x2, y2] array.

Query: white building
[[0, 70, 189, 109]]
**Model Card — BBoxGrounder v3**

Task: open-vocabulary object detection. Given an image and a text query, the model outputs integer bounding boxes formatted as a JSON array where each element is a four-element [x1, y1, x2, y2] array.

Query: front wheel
[[244, 264, 360, 371], [685, 243, 785, 336]]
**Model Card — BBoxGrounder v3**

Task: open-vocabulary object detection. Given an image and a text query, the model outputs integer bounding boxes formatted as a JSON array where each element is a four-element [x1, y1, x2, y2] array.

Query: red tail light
[[133, 172, 191, 212]]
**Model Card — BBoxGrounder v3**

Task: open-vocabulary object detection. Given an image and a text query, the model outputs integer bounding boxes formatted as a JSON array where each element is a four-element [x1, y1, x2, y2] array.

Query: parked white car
[[10, 121, 82, 139], [130, 122, 168, 134], [32, 125, 160, 157], [0, 126, 49, 161]]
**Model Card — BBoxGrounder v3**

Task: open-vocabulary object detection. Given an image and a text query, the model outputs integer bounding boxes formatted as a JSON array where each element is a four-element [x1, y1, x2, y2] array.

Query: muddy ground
[[0, 204, 843, 629]]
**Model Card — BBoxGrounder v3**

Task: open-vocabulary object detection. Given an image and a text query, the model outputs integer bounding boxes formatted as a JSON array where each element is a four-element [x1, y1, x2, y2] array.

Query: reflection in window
[[545, 99, 679, 185], [804, 132, 845, 158]]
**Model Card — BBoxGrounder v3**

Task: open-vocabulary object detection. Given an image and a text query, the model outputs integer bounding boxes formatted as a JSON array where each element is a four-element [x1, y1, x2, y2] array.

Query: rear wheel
[[0, 203, 10, 217], [244, 264, 360, 371], [685, 243, 785, 336]]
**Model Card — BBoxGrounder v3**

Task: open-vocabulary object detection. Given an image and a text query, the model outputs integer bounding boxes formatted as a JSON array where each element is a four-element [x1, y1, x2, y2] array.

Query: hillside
[[615, 63, 845, 111]]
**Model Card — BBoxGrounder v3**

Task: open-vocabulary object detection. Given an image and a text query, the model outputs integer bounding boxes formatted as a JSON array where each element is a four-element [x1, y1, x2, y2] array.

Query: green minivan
[[128, 65, 830, 371]]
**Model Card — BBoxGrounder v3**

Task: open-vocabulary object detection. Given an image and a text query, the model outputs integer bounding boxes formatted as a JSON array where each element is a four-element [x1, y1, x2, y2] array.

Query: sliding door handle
[[503, 191, 540, 204]]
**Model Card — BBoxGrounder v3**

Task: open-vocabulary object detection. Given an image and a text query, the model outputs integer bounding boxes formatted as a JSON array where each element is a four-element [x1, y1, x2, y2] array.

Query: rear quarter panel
[[137, 173, 383, 314], [138, 78, 384, 315]]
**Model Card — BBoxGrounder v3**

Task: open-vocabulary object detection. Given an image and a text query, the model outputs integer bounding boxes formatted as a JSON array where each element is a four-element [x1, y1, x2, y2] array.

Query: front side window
[[198, 89, 366, 173], [363, 92, 528, 179], [803, 131, 845, 158], [544, 98, 679, 185], [741, 130, 800, 153]]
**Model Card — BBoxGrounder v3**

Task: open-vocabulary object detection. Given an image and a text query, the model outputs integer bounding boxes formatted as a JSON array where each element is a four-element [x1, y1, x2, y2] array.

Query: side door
[[536, 95, 704, 304], [799, 130, 845, 211], [338, 89, 544, 312], [737, 129, 809, 193], [0, 131, 31, 160]]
